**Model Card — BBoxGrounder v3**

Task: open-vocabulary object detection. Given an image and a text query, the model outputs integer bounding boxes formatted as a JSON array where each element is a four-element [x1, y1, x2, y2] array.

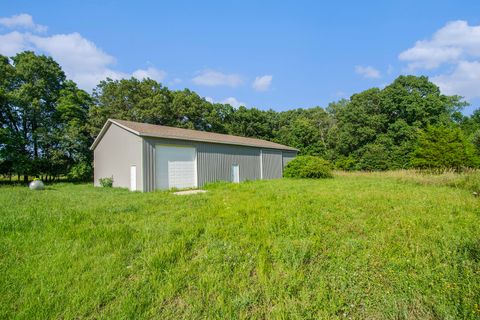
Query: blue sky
[[1, 0, 480, 114]]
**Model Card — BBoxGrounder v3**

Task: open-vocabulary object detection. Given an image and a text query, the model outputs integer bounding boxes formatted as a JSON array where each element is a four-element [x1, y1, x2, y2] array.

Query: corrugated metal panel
[[262, 149, 283, 179], [142, 137, 262, 191], [197, 143, 261, 185], [282, 151, 297, 168], [142, 139, 155, 192]]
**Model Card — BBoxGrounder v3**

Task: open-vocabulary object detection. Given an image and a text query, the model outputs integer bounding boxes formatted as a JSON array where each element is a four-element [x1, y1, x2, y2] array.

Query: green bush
[[284, 156, 333, 179], [99, 176, 113, 187], [334, 155, 357, 171], [67, 162, 93, 181], [354, 141, 391, 171]]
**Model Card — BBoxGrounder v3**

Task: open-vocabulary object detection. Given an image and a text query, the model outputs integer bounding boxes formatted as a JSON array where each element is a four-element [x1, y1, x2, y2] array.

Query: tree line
[[1, 51, 480, 181]]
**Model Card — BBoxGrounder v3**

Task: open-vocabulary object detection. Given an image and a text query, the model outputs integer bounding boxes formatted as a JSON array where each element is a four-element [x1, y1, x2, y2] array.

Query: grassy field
[[1, 173, 479, 319]]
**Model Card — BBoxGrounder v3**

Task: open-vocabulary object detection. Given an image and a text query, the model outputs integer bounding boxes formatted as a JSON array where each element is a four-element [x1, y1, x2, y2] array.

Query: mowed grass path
[[1, 175, 479, 319]]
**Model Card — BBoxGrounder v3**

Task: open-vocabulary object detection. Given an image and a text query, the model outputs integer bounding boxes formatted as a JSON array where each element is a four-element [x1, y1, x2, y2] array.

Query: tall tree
[[227, 106, 278, 140], [171, 89, 233, 132], [54, 81, 94, 180], [411, 126, 479, 170], [0, 52, 93, 181], [89, 78, 234, 136], [1, 52, 66, 180], [0, 55, 16, 179], [89, 78, 173, 135], [329, 75, 466, 170], [275, 107, 333, 156]]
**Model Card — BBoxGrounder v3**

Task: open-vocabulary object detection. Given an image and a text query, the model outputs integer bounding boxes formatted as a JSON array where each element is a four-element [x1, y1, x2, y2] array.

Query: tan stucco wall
[[93, 123, 143, 191]]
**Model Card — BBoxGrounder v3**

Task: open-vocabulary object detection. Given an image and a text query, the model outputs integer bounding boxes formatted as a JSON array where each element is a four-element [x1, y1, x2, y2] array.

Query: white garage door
[[155, 145, 197, 190]]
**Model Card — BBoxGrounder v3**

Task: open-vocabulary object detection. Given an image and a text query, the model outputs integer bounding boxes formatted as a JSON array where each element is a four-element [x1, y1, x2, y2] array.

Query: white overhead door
[[155, 145, 197, 190]]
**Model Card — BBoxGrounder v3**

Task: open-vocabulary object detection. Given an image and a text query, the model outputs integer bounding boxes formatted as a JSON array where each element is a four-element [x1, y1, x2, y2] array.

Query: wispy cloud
[[0, 13, 47, 33], [252, 75, 272, 91], [355, 65, 381, 79], [192, 69, 243, 87], [205, 96, 247, 108], [132, 67, 167, 82]]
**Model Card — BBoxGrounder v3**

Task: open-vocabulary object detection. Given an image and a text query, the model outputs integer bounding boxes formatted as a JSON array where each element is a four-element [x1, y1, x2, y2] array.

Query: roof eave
[[137, 132, 298, 151], [90, 119, 299, 152]]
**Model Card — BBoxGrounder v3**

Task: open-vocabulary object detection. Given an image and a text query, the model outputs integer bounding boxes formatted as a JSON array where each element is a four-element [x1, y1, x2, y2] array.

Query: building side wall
[[197, 143, 261, 186], [261, 149, 283, 179], [143, 138, 268, 191], [93, 123, 143, 190]]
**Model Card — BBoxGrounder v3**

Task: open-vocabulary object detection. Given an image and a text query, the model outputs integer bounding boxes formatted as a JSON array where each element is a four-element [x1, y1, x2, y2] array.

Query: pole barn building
[[90, 119, 298, 191]]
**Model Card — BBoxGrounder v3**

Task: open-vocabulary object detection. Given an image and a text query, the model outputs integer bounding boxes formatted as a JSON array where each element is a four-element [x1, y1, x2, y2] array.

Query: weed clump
[[99, 176, 113, 187]]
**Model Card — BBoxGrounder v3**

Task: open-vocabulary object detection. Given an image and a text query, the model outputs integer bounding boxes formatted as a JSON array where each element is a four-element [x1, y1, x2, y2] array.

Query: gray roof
[[90, 119, 298, 151]]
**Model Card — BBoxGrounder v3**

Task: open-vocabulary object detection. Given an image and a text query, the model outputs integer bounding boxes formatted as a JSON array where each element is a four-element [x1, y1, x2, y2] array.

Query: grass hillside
[[1, 173, 479, 319]]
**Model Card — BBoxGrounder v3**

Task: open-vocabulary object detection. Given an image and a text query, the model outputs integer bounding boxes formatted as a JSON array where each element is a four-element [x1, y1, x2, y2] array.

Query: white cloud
[[205, 96, 246, 108], [400, 46, 461, 70], [132, 67, 167, 82], [355, 65, 381, 79], [0, 13, 47, 33], [399, 20, 480, 70], [398, 20, 480, 99], [192, 69, 243, 87], [0, 31, 30, 56], [26, 32, 127, 89], [431, 60, 480, 99], [0, 16, 167, 90], [29, 32, 116, 72], [252, 75, 272, 91], [222, 97, 246, 107]]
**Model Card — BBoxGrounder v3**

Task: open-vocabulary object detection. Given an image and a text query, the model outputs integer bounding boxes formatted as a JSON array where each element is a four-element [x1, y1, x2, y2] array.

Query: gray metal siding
[[262, 149, 283, 179], [142, 139, 156, 192], [143, 137, 264, 191], [282, 151, 297, 168], [93, 123, 143, 190], [197, 143, 261, 185]]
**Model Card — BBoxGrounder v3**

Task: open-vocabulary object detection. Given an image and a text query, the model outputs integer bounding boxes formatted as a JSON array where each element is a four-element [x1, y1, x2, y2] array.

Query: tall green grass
[[0, 174, 479, 319], [336, 169, 480, 193]]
